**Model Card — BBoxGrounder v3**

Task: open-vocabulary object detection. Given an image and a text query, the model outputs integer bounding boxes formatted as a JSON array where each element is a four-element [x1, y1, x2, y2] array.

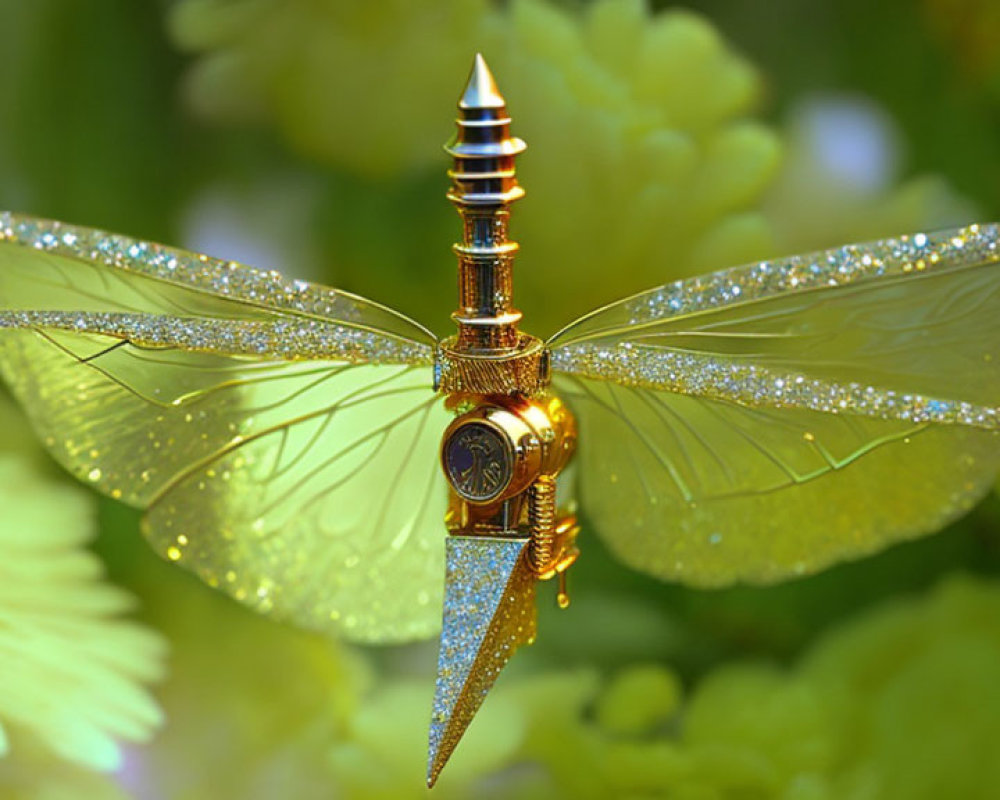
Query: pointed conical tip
[[426, 741, 451, 788], [427, 768, 441, 789], [459, 53, 506, 110]]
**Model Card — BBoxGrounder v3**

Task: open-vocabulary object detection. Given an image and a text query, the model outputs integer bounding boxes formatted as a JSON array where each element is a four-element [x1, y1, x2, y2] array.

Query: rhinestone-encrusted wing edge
[[0, 211, 438, 357], [550, 224, 1000, 344], [549, 224, 1000, 429]]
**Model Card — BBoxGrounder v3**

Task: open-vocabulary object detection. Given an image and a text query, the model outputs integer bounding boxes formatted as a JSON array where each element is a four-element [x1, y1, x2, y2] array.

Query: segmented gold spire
[[445, 53, 526, 352]]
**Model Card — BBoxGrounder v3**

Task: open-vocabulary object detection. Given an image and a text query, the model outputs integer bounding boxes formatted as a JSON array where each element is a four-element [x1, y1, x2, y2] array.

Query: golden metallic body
[[430, 56, 579, 783]]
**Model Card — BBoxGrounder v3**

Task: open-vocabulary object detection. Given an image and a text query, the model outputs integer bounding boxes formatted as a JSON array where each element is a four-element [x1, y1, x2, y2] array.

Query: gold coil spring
[[528, 475, 556, 572]]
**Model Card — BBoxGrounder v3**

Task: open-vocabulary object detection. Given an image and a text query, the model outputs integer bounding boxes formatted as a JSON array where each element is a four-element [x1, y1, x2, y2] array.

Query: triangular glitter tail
[[426, 536, 537, 787]]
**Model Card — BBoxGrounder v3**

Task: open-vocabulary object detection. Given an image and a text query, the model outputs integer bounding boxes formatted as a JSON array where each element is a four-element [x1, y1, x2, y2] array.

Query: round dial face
[[443, 422, 512, 503]]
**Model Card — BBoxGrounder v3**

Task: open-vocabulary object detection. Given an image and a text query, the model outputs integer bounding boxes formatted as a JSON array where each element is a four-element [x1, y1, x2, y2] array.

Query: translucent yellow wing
[[0, 213, 449, 642], [549, 224, 1000, 586]]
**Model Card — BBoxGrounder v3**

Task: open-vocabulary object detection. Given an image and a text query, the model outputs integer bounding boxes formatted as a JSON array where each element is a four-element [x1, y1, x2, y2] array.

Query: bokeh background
[[1, 1, 1000, 798]]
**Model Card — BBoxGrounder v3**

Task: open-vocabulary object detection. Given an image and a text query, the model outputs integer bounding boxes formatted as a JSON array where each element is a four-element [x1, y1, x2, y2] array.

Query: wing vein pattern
[[551, 224, 1000, 586], [0, 213, 448, 643]]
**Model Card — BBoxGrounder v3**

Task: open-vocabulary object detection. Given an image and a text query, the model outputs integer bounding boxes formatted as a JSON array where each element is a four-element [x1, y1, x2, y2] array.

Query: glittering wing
[[0, 213, 449, 642], [549, 224, 1000, 586]]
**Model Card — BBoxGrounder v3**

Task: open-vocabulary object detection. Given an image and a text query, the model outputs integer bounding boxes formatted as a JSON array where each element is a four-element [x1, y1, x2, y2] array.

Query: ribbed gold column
[[445, 54, 526, 353]]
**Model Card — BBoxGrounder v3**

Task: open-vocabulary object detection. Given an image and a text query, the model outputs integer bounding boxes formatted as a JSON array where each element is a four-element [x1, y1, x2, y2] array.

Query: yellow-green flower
[[488, 0, 780, 329], [168, 0, 497, 177], [170, 0, 781, 332], [324, 575, 990, 799], [531, 575, 1000, 799], [0, 454, 166, 773]]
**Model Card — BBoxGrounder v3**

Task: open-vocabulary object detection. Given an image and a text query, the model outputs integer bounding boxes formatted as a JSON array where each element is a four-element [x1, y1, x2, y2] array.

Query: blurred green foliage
[[0, 0, 999, 797]]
